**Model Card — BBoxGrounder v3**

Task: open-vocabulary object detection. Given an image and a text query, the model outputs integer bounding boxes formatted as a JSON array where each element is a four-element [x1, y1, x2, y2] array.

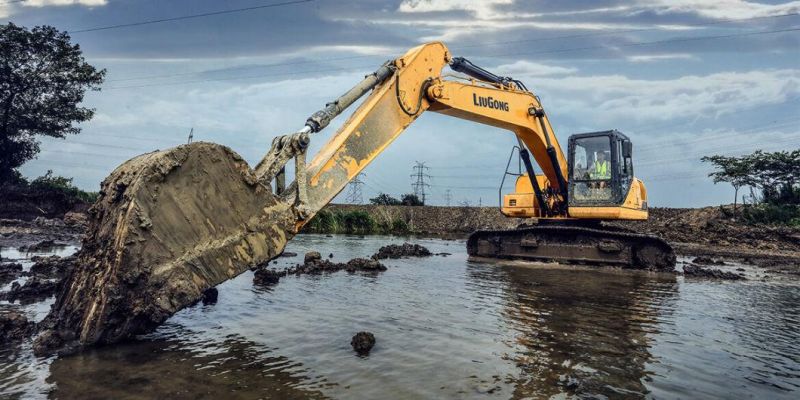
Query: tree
[[369, 193, 402, 205], [0, 23, 105, 184], [701, 154, 753, 216], [401, 193, 424, 206]]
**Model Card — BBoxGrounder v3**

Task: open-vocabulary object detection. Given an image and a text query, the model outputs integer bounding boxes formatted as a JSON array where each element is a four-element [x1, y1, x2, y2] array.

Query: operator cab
[[567, 130, 634, 207]]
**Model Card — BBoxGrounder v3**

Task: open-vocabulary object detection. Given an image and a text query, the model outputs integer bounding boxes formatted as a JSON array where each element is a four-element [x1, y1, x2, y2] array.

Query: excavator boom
[[36, 42, 674, 354]]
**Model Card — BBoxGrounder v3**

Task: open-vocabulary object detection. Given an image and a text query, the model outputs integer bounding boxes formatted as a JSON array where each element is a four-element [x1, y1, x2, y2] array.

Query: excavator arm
[[272, 41, 570, 228]]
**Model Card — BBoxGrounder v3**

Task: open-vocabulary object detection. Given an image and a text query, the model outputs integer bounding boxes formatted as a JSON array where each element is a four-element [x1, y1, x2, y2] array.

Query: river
[[1, 234, 799, 399]]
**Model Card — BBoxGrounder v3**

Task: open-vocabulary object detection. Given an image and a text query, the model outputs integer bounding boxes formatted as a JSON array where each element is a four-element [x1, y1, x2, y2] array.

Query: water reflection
[[468, 263, 678, 398], [48, 329, 327, 399]]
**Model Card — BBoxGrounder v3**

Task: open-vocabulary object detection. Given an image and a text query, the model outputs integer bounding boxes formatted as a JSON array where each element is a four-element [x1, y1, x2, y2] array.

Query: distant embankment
[[313, 204, 524, 236]]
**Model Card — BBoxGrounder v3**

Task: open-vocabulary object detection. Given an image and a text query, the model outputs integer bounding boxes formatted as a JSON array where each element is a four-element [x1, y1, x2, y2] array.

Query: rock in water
[[34, 143, 297, 355], [372, 243, 432, 260], [253, 268, 282, 286], [304, 251, 322, 263], [351, 331, 376, 355]]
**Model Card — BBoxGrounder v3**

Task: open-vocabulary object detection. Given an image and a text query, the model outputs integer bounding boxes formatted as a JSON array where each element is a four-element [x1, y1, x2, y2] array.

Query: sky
[[3, 0, 799, 207]]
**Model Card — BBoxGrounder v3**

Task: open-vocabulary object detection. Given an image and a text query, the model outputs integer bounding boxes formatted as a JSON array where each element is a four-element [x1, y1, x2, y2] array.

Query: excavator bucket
[[35, 142, 298, 353]]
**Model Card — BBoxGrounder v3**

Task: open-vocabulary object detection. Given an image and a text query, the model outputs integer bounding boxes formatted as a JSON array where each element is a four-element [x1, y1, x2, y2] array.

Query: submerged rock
[[372, 243, 432, 260], [683, 264, 745, 280], [351, 331, 375, 355]]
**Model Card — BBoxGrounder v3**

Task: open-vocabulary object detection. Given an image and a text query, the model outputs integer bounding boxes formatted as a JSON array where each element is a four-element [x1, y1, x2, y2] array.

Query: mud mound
[[613, 207, 800, 255], [34, 142, 297, 355], [683, 264, 745, 280], [253, 253, 387, 287], [372, 243, 432, 260]]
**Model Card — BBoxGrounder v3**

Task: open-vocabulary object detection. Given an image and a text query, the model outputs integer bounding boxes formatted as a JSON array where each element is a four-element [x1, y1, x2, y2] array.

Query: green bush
[[303, 209, 411, 235], [742, 203, 800, 226], [30, 170, 99, 203]]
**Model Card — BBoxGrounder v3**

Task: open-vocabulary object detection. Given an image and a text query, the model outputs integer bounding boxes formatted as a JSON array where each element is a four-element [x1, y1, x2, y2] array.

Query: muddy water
[[1, 235, 799, 399]]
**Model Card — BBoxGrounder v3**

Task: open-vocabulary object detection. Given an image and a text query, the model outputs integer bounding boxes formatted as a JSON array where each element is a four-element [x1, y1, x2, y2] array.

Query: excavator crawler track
[[467, 225, 676, 271]]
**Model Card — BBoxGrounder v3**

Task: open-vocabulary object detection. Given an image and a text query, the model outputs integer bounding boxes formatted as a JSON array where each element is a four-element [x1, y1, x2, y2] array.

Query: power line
[[67, 0, 316, 34], [103, 26, 800, 90], [105, 11, 800, 84]]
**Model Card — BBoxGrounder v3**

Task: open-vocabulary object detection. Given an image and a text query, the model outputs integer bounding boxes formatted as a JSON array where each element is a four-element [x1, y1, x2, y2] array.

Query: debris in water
[[372, 243, 432, 260], [20, 239, 60, 252], [683, 264, 745, 280], [351, 331, 375, 355], [279, 252, 297, 258]]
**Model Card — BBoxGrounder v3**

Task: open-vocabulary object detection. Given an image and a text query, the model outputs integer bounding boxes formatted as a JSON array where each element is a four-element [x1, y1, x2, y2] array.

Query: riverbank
[[322, 204, 800, 261]]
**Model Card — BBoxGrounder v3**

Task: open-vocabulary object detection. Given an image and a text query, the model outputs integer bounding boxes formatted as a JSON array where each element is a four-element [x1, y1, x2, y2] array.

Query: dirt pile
[[613, 207, 800, 256], [34, 142, 297, 355], [1, 310, 35, 343], [253, 251, 387, 286], [683, 264, 745, 280], [372, 243, 432, 259]]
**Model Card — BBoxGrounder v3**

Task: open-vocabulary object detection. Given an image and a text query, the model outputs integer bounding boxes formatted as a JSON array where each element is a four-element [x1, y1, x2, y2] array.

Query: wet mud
[[0, 309, 35, 344], [253, 251, 387, 287], [682, 264, 746, 280], [372, 243, 432, 260]]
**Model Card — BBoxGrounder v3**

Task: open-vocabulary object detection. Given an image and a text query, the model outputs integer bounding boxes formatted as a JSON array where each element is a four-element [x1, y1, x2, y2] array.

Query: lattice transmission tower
[[345, 173, 366, 204], [410, 161, 431, 205]]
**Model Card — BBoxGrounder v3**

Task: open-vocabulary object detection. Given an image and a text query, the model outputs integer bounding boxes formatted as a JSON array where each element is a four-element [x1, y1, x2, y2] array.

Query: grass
[[303, 210, 411, 235]]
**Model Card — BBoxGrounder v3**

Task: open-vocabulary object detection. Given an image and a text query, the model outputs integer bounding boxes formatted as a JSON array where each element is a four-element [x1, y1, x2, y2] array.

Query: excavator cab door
[[567, 130, 632, 208]]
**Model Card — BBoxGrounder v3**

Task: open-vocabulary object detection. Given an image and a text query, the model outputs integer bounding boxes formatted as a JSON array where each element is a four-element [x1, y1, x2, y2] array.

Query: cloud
[[398, 0, 513, 19], [530, 69, 800, 124], [22, 0, 107, 7], [641, 0, 800, 19], [1, 0, 106, 17], [493, 60, 577, 76], [626, 53, 695, 63]]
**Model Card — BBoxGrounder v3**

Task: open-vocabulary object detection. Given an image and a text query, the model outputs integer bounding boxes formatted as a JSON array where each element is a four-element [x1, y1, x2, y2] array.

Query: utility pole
[[444, 189, 452, 206], [345, 173, 365, 204], [410, 161, 431, 205], [187, 127, 194, 144]]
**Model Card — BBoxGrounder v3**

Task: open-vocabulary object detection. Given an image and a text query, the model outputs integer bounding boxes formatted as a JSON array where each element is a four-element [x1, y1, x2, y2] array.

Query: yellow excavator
[[36, 42, 674, 353]]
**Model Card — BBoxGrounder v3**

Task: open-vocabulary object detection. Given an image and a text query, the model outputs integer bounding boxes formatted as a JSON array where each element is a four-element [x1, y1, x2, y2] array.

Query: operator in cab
[[591, 151, 611, 188]]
